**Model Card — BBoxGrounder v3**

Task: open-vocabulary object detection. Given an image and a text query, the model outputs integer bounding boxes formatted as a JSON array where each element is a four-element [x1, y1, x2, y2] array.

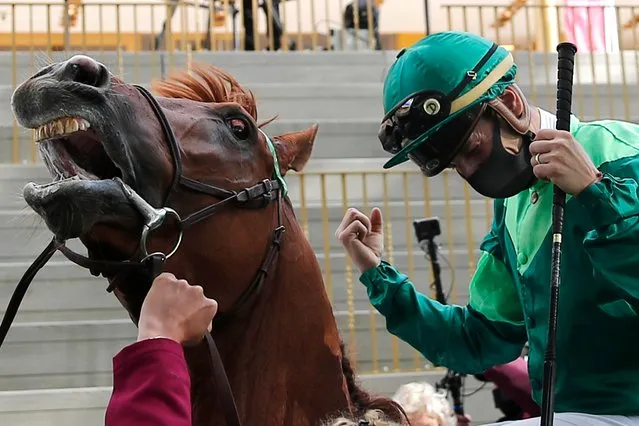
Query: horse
[[8, 54, 407, 426]]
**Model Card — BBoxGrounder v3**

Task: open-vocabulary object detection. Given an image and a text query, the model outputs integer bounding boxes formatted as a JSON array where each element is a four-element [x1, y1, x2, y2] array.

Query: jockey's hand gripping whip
[[540, 41, 577, 426]]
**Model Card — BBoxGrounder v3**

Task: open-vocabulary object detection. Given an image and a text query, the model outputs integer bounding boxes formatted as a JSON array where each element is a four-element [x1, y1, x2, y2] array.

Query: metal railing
[[0, 0, 382, 52], [283, 168, 489, 373], [0, 2, 634, 52], [443, 3, 638, 52]]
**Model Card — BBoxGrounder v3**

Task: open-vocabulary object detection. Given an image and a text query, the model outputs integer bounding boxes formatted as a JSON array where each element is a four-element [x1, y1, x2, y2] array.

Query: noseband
[[0, 85, 288, 426]]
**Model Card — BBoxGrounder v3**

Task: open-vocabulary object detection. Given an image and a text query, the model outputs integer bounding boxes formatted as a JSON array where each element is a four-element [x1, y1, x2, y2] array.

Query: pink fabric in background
[[483, 357, 540, 417], [562, 0, 619, 53]]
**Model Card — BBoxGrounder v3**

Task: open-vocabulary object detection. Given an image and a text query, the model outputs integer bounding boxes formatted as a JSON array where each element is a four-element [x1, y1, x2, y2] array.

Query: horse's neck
[[186, 206, 351, 425]]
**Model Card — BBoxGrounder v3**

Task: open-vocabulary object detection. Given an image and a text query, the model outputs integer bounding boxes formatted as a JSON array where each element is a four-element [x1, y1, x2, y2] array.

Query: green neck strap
[[260, 129, 288, 198]]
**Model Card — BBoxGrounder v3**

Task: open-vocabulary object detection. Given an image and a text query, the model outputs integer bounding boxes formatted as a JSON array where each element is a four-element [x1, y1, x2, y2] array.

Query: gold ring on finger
[[535, 153, 542, 164]]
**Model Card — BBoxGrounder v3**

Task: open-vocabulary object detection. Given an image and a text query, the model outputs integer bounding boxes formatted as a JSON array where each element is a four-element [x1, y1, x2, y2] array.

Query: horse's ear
[[272, 124, 318, 175]]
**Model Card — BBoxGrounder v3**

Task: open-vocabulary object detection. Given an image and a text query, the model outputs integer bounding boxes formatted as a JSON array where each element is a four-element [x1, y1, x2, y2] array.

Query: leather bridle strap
[[133, 84, 183, 198], [212, 189, 285, 328], [0, 237, 58, 347], [206, 333, 241, 426]]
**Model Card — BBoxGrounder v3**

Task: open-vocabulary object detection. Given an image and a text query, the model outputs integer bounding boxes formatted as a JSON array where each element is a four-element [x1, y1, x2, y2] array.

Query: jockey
[[336, 31, 639, 426]]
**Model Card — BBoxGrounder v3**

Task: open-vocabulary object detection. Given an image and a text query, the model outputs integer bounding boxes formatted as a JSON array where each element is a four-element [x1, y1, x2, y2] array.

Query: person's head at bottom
[[378, 31, 598, 199], [392, 382, 468, 426], [322, 409, 403, 426], [320, 382, 471, 426]]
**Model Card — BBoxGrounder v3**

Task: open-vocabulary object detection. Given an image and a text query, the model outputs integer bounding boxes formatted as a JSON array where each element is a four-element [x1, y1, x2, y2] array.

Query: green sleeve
[[360, 204, 527, 373], [576, 154, 639, 299]]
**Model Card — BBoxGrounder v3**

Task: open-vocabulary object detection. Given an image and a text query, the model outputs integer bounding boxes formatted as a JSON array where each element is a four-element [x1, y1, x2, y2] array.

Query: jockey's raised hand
[[336, 207, 384, 273]]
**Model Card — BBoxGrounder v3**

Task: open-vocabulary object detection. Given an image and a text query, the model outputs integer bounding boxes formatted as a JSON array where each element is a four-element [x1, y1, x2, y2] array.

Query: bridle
[[0, 84, 288, 426]]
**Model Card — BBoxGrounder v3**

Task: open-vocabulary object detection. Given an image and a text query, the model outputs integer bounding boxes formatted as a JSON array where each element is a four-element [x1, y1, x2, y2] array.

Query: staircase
[[0, 49, 637, 424]]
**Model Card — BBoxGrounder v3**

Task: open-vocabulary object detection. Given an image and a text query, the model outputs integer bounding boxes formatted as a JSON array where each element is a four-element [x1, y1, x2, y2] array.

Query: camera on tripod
[[413, 217, 441, 242], [411, 215, 466, 416]]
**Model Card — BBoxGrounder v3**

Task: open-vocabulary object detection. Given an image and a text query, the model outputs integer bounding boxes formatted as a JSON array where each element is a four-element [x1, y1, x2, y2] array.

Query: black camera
[[412, 217, 441, 242]]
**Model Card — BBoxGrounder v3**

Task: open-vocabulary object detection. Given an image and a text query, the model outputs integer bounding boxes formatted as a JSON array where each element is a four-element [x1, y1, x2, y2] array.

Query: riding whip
[[540, 41, 577, 426]]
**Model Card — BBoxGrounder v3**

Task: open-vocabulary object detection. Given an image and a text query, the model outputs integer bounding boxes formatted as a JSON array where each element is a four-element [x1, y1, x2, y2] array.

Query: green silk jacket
[[361, 115, 639, 415]]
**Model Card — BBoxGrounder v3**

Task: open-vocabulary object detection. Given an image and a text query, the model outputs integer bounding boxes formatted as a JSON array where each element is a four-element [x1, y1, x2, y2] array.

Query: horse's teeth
[[34, 117, 91, 142], [66, 119, 79, 133]]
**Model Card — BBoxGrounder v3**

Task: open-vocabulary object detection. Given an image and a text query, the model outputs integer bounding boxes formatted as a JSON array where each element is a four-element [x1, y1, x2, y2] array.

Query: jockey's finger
[[338, 220, 368, 244], [349, 209, 372, 233], [370, 207, 384, 234], [154, 271, 176, 283], [335, 207, 362, 237]]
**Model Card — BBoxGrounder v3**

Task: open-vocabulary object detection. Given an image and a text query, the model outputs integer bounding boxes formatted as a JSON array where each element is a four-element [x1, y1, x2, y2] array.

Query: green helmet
[[378, 31, 518, 172]]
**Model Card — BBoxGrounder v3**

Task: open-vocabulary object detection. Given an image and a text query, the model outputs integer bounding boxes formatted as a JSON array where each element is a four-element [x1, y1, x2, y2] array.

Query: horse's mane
[[340, 342, 409, 424], [151, 63, 276, 127]]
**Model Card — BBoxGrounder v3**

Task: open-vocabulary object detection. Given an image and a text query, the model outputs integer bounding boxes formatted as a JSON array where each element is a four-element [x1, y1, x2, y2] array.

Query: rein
[[0, 84, 288, 426]]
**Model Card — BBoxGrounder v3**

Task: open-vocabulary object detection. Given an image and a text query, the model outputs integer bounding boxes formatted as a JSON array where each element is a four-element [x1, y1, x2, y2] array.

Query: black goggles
[[378, 99, 487, 176]]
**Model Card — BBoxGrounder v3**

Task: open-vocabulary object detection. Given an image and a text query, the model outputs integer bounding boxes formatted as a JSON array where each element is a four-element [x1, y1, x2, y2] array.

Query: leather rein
[[0, 84, 289, 426]]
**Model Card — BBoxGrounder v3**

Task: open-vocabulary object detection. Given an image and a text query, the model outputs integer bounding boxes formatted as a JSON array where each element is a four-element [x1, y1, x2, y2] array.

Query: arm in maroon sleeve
[[482, 357, 540, 416], [105, 337, 192, 426]]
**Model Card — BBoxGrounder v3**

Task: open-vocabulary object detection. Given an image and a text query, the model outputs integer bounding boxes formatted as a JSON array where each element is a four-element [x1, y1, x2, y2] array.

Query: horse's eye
[[227, 117, 249, 140]]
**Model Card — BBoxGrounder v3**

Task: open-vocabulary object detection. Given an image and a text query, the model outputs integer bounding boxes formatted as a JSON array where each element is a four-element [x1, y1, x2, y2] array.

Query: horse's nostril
[[63, 55, 107, 87]]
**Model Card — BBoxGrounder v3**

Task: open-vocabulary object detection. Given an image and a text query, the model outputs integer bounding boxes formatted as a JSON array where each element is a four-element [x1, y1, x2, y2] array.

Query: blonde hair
[[323, 409, 403, 426], [391, 382, 457, 426]]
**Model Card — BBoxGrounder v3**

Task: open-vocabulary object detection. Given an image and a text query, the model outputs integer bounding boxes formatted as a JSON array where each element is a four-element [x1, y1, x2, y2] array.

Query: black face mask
[[465, 113, 537, 199]]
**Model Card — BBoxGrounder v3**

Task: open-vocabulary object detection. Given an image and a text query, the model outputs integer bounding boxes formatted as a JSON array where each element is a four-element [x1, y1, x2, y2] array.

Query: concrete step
[[1, 106, 638, 164], [0, 387, 111, 426], [0, 165, 489, 216], [0, 319, 135, 390], [1, 51, 397, 87], [0, 248, 475, 323], [0, 81, 636, 122], [0, 311, 470, 391], [1, 50, 637, 87], [0, 260, 128, 323], [0, 375, 501, 425], [1, 83, 386, 122], [0, 196, 490, 262], [0, 120, 393, 162], [0, 162, 482, 209]]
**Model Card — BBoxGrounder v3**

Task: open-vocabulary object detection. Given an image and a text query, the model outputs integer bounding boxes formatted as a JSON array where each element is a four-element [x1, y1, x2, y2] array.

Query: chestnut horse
[[7, 55, 407, 426]]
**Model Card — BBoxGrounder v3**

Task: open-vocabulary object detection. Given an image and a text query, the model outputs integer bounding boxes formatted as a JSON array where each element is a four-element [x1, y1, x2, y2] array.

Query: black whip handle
[[540, 41, 577, 426]]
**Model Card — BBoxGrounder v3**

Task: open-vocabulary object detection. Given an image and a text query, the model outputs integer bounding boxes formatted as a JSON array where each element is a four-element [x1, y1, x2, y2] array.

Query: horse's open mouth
[[22, 116, 142, 249], [32, 116, 122, 182]]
